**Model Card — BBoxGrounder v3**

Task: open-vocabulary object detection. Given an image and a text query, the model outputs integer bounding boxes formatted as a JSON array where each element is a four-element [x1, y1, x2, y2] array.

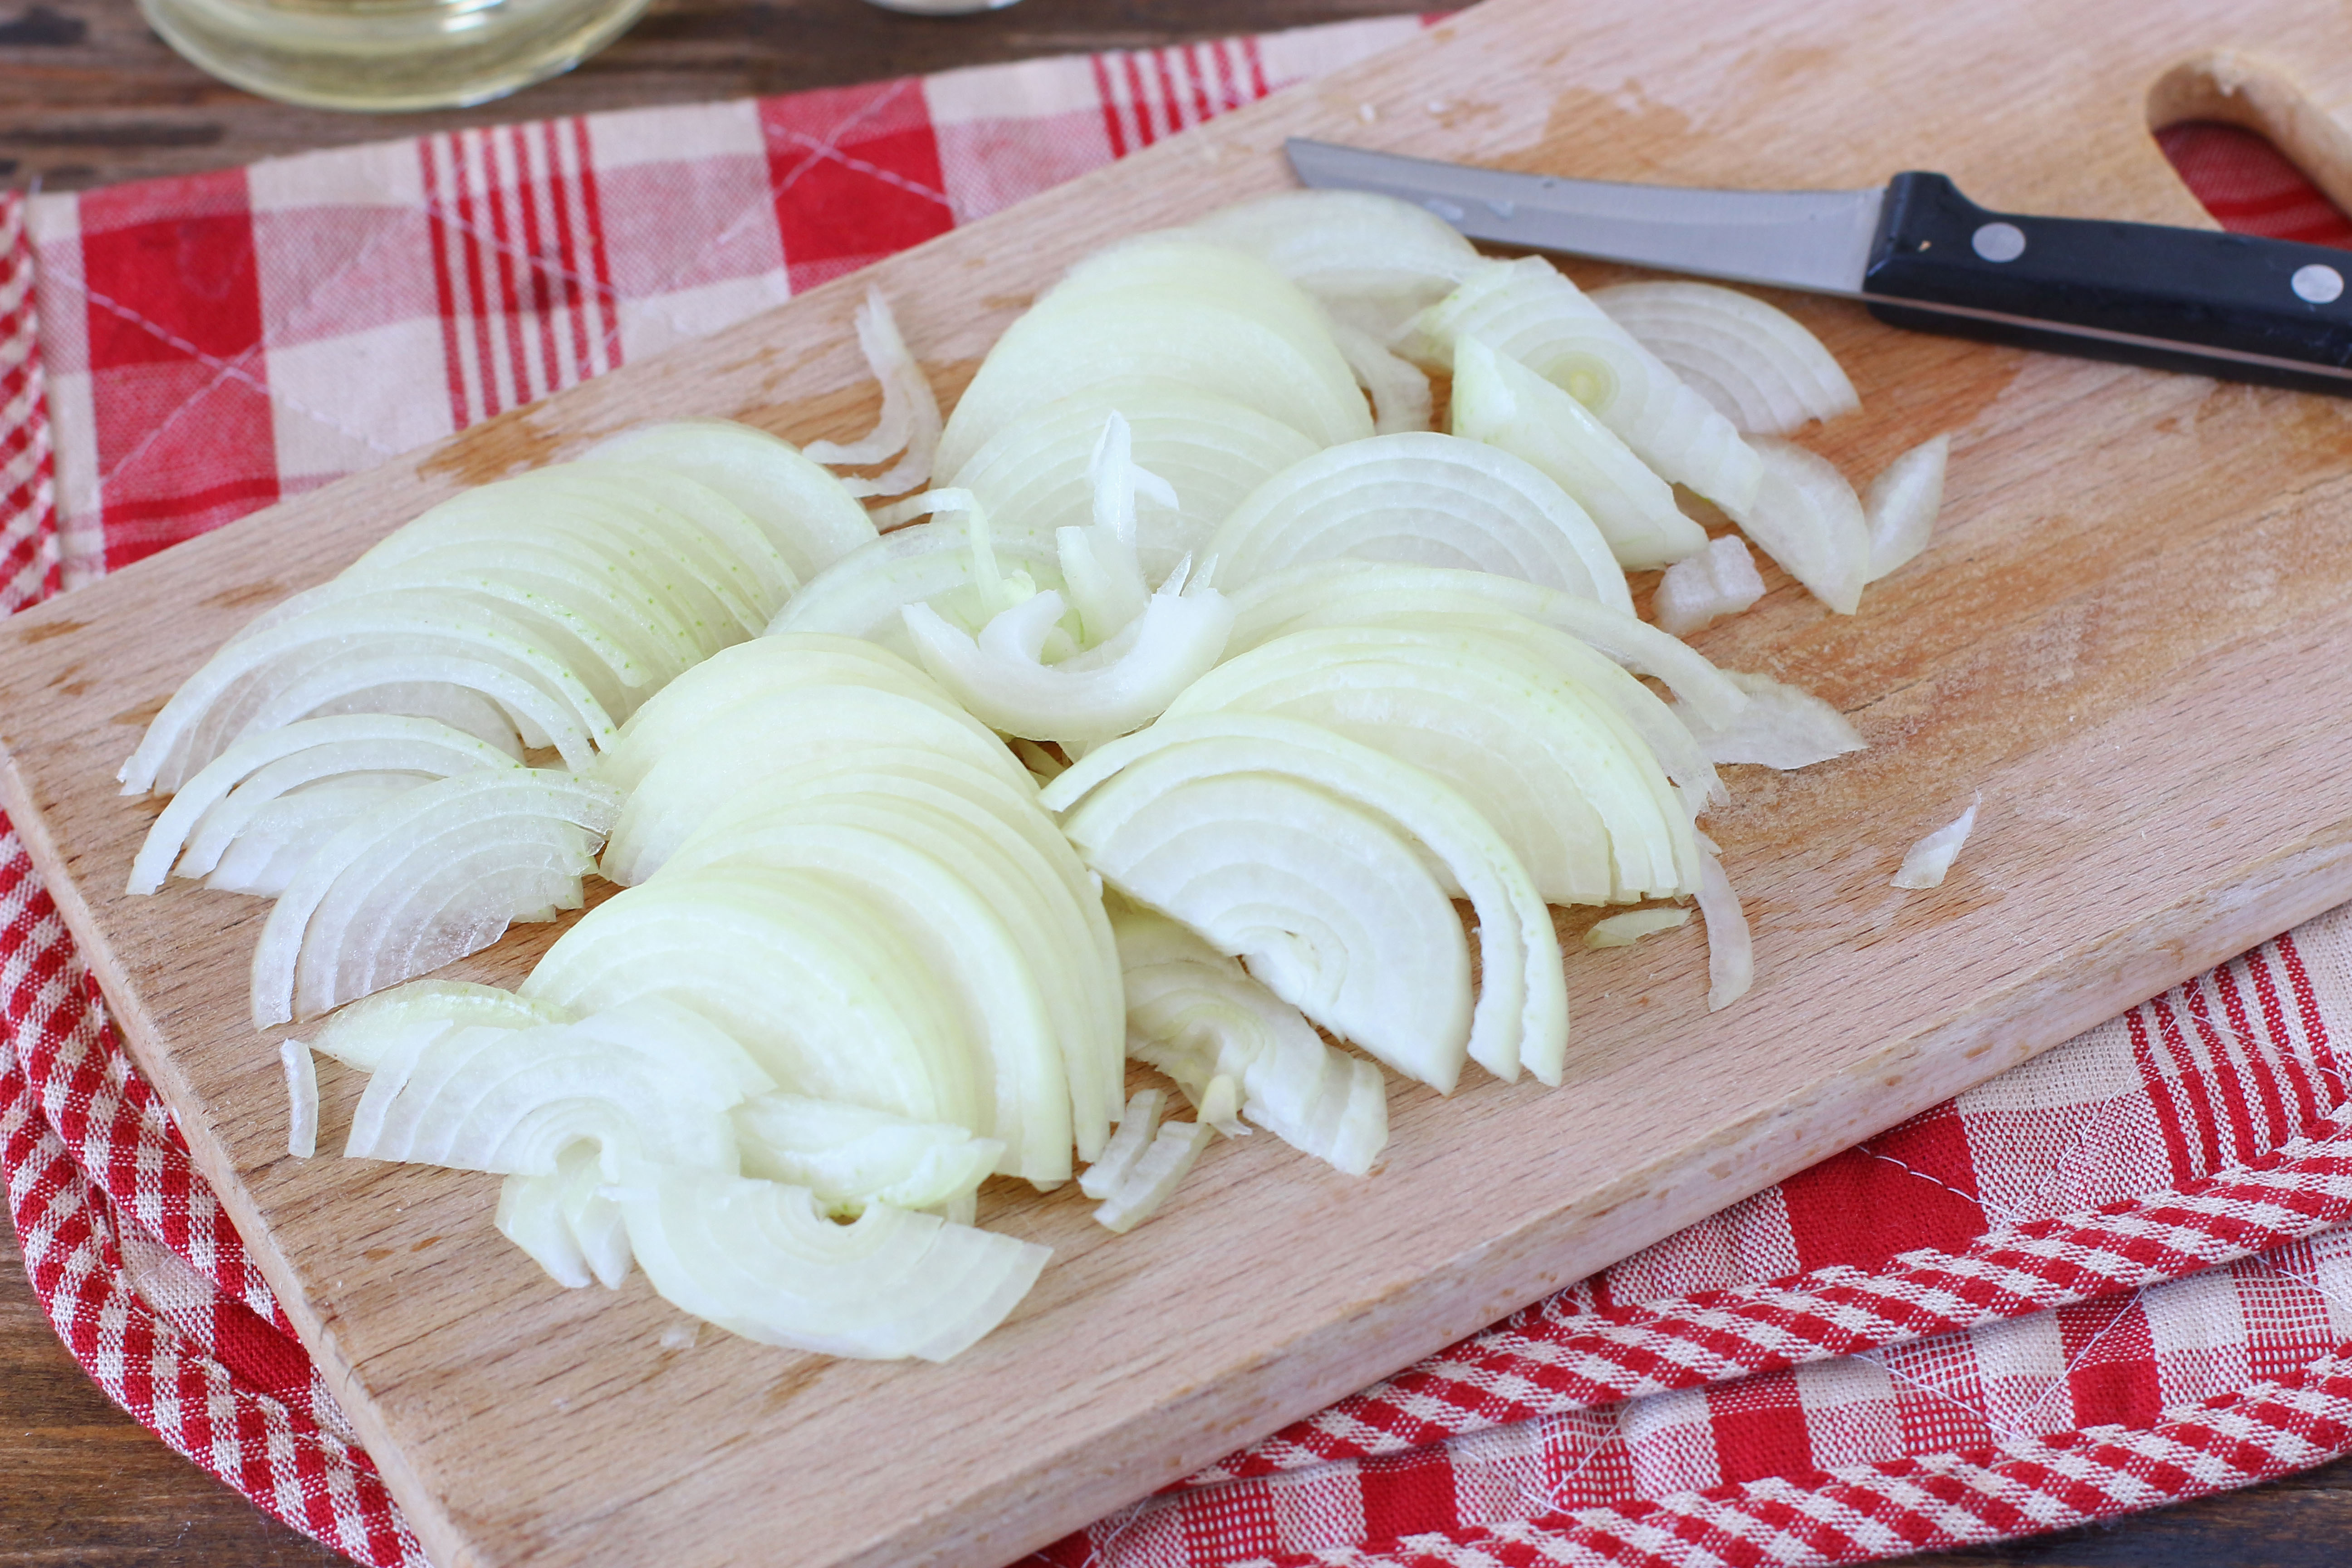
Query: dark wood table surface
[[1, 1, 2347, 1563]]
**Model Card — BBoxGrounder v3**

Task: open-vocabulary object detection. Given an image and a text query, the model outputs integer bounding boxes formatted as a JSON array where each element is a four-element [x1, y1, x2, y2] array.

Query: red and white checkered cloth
[[3, 23, 2349, 1564]]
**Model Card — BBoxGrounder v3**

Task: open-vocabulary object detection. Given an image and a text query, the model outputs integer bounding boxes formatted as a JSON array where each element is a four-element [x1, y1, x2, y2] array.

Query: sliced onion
[[1722, 437, 1870, 615], [1583, 907, 1690, 948], [1117, 905, 1387, 1176], [345, 996, 771, 1176], [767, 516, 1068, 663], [1865, 433, 1950, 581], [803, 288, 943, 498], [588, 418, 878, 582], [1093, 1119, 1215, 1234], [1653, 534, 1767, 637], [732, 1094, 1002, 1215], [311, 979, 573, 1071], [1413, 257, 1763, 511], [1330, 321, 1433, 435], [205, 777, 424, 898], [497, 1141, 627, 1290], [1592, 281, 1859, 436], [1679, 670, 1865, 770], [1697, 847, 1752, 1011], [281, 1038, 318, 1158], [250, 770, 621, 1026], [513, 463, 795, 632], [1178, 190, 1484, 313], [1078, 1088, 1167, 1200], [1894, 797, 1980, 889], [1205, 430, 1633, 612], [1449, 336, 1707, 571], [1226, 561, 1749, 731], [617, 1170, 1050, 1362], [1046, 713, 1564, 1090]]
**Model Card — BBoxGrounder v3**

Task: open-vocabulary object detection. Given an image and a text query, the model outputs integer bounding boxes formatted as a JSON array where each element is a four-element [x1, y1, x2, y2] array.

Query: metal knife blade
[[1285, 138, 1885, 297], [1285, 137, 2352, 394]]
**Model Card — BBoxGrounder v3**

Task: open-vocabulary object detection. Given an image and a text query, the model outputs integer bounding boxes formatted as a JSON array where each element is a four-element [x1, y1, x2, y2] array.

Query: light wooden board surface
[[10, 1, 2352, 1563]]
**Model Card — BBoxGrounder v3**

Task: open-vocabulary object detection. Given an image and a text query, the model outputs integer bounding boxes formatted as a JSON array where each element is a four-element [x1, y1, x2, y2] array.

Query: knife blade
[[1287, 137, 2352, 394]]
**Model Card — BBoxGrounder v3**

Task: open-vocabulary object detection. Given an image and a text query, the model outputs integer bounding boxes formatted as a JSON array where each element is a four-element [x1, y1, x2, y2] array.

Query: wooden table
[[1, 1, 2347, 1563]]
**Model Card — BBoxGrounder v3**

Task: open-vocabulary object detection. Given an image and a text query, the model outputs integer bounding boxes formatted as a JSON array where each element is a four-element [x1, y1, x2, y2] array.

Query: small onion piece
[[1205, 430, 1634, 613], [311, 979, 573, 1071], [617, 1171, 1051, 1362], [1678, 670, 1865, 771], [1865, 434, 1951, 581], [498, 1142, 625, 1290], [732, 1095, 1003, 1216], [1721, 437, 1871, 616], [1584, 907, 1691, 948], [1449, 336, 1707, 571], [1079, 1088, 1168, 1200], [250, 770, 622, 1026], [1592, 281, 1860, 436], [1093, 1119, 1215, 1234], [1697, 848, 1752, 1012], [281, 1038, 318, 1159], [803, 289, 944, 499], [1894, 797, 1980, 890], [1653, 535, 1767, 638]]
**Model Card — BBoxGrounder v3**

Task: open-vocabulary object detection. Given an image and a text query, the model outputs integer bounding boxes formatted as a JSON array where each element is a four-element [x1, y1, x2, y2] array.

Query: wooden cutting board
[[10, 0, 2352, 1563]]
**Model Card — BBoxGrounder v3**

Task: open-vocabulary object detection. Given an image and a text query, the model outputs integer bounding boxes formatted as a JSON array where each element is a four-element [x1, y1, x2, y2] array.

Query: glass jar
[[138, 0, 657, 113]]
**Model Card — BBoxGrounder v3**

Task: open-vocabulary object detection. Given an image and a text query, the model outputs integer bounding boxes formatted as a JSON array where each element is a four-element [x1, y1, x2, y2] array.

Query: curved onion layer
[[1865, 433, 1950, 580], [1592, 281, 1860, 436], [1721, 437, 1871, 615], [1678, 670, 1865, 770], [588, 418, 877, 583], [1093, 1118, 1215, 1233], [1653, 534, 1768, 637], [308, 979, 573, 1071], [1227, 561, 1749, 730], [732, 1095, 1003, 1215], [281, 1039, 318, 1159], [1413, 258, 1764, 511], [1697, 846, 1752, 1011], [1045, 713, 1565, 1089], [205, 777, 424, 898], [618, 1170, 1050, 1362], [506, 463, 795, 627], [676, 762, 1122, 1125], [131, 715, 518, 895], [644, 816, 1087, 1171], [601, 684, 1034, 886], [1330, 322, 1433, 435], [904, 577, 1234, 746], [802, 289, 943, 499], [1079, 1088, 1167, 1198], [498, 1141, 629, 1290], [1894, 797, 1980, 890], [1584, 906, 1691, 948], [345, 997, 771, 1175], [1179, 191, 1484, 318], [1116, 904, 1387, 1175], [1168, 628, 1701, 903], [1450, 336, 1707, 571], [948, 379, 1320, 575], [524, 866, 988, 1138], [251, 771, 622, 1026], [1205, 431, 1633, 612], [767, 516, 1068, 663], [935, 238, 1370, 478], [122, 589, 617, 794]]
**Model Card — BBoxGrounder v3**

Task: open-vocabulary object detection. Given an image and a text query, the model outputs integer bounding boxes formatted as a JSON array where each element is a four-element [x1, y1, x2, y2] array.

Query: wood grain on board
[[10, 1, 2352, 1565]]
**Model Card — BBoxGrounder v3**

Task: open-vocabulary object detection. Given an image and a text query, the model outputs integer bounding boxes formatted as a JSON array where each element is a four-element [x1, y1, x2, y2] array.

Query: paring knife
[[1287, 137, 2352, 395]]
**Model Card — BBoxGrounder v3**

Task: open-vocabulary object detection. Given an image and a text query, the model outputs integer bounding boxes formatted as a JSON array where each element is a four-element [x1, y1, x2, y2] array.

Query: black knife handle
[[1863, 171, 2352, 394]]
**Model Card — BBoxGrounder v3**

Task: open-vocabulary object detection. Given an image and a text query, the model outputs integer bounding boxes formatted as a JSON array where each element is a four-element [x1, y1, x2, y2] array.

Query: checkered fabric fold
[[1, 24, 2349, 1567]]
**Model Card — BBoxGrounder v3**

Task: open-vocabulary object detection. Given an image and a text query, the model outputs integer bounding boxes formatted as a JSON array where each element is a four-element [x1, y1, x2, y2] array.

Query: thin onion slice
[[1865, 434, 1950, 581], [1592, 281, 1860, 436], [1584, 907, 1691, 948], [617, 1171, 1051, 1362], [1093, 1119, 1215, 1234], [732, 1094, 1003, 1215], [804, 289, 943, 498], [588, 419, 878, 583], [1679, 670, 1865, 770], [1697, 846, 1752, 1012], [498, 1142, 625, 1290], [1722, 437, 1870, 615], [281, 1038, 318, 1158], [1894, 797, 1980, 890], [1330, 321, 1433, 435], [1079, 1088, 1167, 1200], [1653, 535, 1767, 638], [311, 979, 572, 1071]]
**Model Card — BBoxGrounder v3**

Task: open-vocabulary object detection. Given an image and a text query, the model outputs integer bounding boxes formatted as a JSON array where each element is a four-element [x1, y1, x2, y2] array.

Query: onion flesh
[[1894, 798, 1980, 889], [1865, 433, 1950, 581], [1679, 670, 1865, 770], [732, 1094, 1003, 1216], [804, 288, 943, 499], [281, 1038, 318, 1158], [1697, 847, 1752, 1011], [1722, 437, 1870, 615], [588, 418, 878, 583], [1079, 1088, 1167, 1200], [1093, 1119, 1215, 1234], [1592, 281, 1859, 436], [1584, 907, 1691, 948], [1653, 535, 1767, 638]]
